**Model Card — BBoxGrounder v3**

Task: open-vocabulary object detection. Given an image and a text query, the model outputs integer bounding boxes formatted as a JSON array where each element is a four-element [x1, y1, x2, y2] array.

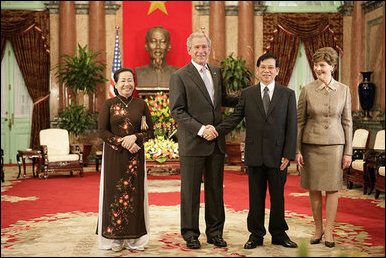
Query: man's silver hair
[[186, 32, 211, 49]]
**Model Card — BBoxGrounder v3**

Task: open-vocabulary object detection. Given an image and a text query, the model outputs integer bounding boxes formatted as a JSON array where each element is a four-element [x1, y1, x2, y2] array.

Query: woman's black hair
[[113, 67, 135, 95]]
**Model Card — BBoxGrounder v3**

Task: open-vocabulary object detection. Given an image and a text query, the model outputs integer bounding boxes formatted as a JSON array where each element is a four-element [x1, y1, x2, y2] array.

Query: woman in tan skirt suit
[[296, 47, 352, 248]]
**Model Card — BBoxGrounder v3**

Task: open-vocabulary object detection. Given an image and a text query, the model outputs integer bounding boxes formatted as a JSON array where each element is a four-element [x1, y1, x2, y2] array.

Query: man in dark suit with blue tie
[[169, 32, 238, 249], [214, 53, 298, 249]]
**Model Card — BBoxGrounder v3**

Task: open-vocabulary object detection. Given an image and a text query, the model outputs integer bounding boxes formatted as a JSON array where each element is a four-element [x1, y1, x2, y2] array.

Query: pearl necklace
[[117, 95, 133, 108]]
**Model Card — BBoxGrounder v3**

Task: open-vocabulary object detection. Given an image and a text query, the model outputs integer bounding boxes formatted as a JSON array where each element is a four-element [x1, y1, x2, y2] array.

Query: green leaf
[[54, 44, 108, 95], [53, 102, 96, 137], [155, 156, 168, 163]]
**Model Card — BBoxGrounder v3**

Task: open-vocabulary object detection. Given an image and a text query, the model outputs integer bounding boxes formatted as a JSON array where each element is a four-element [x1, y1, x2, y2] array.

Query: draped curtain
[[263, 13, 343, 86], [1, 10, 50, 149]]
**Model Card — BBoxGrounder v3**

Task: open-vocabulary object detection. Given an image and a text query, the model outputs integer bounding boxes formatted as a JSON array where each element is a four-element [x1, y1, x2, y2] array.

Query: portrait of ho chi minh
[[135, 26, 179, 90]]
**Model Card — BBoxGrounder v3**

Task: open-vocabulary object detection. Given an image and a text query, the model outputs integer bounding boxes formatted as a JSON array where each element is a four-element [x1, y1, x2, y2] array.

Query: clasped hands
[[121, 134, 141, 153], [201, 125, 218, 141]]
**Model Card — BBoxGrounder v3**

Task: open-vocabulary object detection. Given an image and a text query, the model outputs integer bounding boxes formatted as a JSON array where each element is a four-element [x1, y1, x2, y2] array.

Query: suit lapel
[[187, 62, 214, 107], [254, 83, 266, 117], [266, 83, 284, 117]]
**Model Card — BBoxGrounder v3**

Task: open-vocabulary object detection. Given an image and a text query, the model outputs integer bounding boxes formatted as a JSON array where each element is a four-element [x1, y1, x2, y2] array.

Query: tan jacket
[[296, 78, 353, 155]]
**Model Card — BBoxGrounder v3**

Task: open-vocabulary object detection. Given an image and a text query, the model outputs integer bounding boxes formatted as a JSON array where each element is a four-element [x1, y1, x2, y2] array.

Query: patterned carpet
[[1, 165, 385, 257]]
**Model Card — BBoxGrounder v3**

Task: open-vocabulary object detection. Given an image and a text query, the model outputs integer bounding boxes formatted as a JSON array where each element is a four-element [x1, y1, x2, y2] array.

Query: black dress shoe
[[207, 235, 227, 247], [244, 238, 263, 249], [310, 232, 324, 245], [325, 241, 335, 248], [186, 237, 201, 249], [272, 238, 298, 248]]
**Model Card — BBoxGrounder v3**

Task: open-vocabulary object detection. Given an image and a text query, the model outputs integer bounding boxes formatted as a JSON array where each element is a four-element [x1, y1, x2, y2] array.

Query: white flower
[[144, 136, 179, 160]]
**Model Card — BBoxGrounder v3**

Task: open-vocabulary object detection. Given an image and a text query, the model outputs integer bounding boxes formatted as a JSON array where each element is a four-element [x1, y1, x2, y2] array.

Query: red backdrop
[[122, 1, 192, 73]]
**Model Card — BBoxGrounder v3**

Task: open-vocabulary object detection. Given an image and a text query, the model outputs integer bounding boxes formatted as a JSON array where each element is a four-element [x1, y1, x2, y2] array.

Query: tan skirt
[[300, 144, 344, 191]]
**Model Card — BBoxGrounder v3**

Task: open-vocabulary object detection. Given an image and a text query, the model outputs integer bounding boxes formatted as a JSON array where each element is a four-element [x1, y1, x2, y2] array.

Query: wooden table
[[146, 159, 180, 175], [16, 150, 42, 178]]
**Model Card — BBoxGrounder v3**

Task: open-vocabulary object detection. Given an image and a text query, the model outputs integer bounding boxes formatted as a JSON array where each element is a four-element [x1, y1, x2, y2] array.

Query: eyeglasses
[[258, 66, 276, 71]]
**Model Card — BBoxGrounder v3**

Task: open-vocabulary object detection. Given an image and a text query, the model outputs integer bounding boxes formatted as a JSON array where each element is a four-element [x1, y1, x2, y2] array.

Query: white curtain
[[287, 41, 314, 103]]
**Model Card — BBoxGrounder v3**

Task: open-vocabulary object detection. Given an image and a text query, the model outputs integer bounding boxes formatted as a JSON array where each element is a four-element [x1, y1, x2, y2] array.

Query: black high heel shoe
[[325, 241, 335, 248], [310, 232, 324, 245]]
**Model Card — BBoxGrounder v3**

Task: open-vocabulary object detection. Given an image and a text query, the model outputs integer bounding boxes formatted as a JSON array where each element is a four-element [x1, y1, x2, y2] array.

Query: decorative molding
[[362, 1, 384, 14], [44, 1, 58, 13], [226, 5, 239, 16], [194, 2, 209, 16], [104, 1, 121, 15], [338, 1, 354, 16], [194, 1, 267, 16], [254, 1, 268, 16], [45, 1, 121, 15], [366, 16, 383, 71], [195, 1, 237, 16]]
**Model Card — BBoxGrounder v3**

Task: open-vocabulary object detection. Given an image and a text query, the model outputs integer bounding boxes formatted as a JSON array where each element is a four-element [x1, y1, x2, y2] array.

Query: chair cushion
[[351, 160, 364, 171], [374, 130, 385, 150], [379, 167, 385, 177], [352, 129, 370, 148], [48, 154, 80, 162], [40, 129, 70, 155]]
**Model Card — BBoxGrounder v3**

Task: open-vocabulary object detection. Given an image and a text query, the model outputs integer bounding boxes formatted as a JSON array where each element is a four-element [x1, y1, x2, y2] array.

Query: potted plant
[[53, 102, 96, 144], [55, 43, 108, 105], [53, 102, 97, 166], [219, 53, 253, 164]]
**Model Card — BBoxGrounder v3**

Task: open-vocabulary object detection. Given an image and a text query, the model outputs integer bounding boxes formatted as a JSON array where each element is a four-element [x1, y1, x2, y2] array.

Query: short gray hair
[[186, 32, 211, 49]]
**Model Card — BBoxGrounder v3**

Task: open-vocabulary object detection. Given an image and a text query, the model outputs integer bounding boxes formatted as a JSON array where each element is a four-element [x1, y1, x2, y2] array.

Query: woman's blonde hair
[[312, 47, 338, 66]]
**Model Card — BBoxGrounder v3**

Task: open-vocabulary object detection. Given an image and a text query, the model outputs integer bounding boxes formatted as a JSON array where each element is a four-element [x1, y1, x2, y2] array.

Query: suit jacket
[[169, 62, 238, 156], [216, 83, 297, 168], [296, 78, 352, 155]]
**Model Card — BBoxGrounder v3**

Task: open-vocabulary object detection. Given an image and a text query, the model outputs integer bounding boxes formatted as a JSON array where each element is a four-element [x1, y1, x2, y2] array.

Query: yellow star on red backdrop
[[148, 1, 168, 15]]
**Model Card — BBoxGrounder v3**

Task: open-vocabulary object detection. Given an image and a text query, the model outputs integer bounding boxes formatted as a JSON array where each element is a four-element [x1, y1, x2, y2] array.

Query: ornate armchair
[[39, 128, 84, 179], [345, 129, 371, 194], [367, 130, 385, 199], [374, 152, 385, 199]]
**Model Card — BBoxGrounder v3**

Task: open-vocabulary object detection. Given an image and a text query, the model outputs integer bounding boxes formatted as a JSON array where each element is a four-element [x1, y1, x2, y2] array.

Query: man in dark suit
[[213, 53, 298, 249], [169, 32, 238, 249]]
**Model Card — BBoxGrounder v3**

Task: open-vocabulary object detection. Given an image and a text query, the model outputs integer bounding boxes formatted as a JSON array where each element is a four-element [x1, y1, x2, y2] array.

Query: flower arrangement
[[144, 135, 179, 163], [144, 91, 177, 138]]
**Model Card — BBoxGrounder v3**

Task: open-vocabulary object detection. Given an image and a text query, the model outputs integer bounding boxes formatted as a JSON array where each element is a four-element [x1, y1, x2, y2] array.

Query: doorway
[[1, 41, 33, 164]]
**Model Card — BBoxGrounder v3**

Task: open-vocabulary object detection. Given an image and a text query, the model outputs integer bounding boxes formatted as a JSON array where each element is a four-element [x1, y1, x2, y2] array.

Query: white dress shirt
[[260, 81, 275, 101]]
